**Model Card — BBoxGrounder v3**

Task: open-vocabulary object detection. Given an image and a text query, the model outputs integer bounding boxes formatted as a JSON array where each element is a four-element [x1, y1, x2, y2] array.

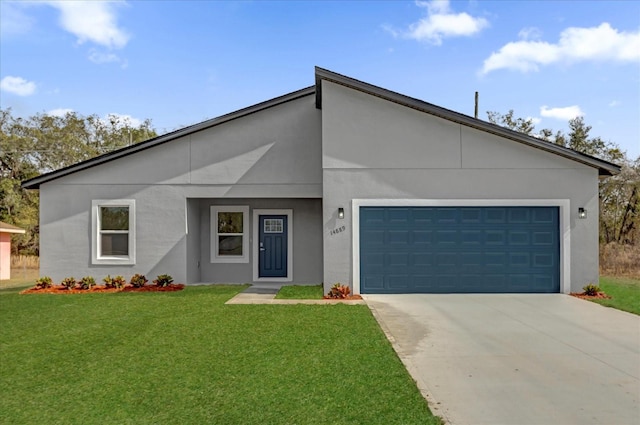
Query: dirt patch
[[570, 292, 611, 300], [21, 284, 185, 294]]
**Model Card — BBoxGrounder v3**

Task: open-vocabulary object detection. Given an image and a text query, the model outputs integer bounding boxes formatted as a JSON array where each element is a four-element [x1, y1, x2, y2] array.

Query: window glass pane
[[101, 207, 129, 230], [101, 233, 129, 256], [218, 235, 243, 256], [264, 219, 283, 233], [218, 212, 243, 234]]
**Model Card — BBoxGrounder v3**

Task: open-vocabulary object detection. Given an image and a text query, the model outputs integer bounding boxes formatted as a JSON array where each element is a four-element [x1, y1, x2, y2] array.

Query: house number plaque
[[330, 225, 346, 236]]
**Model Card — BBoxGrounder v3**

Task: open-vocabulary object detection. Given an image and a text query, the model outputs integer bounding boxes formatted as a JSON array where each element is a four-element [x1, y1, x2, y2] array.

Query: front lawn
[[596, 276, 640, 315], [0, 285, 438, 424], [275, 284, 323, 299]]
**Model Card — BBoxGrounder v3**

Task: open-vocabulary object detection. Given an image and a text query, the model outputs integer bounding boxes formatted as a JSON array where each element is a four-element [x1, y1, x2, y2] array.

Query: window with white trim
[[211, 206, 249, 263], [91, 200, 136, 265]]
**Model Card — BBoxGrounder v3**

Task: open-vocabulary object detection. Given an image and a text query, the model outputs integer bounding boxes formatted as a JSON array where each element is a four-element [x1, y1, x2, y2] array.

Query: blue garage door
[[360, 207, 560, 293]]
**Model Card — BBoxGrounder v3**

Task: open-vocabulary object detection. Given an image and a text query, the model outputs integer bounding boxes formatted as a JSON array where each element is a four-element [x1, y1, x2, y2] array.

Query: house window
[[211, 206, 249, 263], [91, 200, 135, 265], [264, 218, 283, 233]]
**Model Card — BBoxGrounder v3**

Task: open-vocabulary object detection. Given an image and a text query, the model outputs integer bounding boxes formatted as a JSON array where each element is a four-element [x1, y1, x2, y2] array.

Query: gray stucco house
[[23, 67, 620, 294]]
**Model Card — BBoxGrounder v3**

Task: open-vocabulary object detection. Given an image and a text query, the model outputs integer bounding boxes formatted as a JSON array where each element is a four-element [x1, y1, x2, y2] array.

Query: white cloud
[[47, 0, 130, 49], [518, 27, 542, 41], [527, 116, 542, 125], [48, 108, 74, 117], [387, 0, 489, 45], [608, 100, 621, 107], [0, 76, 37, 96], [482, 23, 640, 74], [103, 113, 143, 128], [540, 105, 584, 121], [88, 48, 128, 68]]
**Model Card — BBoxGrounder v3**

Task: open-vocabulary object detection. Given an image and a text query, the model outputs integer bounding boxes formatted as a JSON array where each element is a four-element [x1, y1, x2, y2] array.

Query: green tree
[[0, 108, 157, 254]]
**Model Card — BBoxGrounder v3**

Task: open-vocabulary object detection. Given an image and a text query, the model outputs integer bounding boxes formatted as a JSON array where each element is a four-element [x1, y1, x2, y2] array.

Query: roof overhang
[[0, 222, 26, 234], [314, 66, 621, 177]]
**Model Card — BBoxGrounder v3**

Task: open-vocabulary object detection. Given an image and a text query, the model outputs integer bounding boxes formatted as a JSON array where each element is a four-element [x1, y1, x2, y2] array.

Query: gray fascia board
[[314, 66, 620, 176], [22, 86, 316, 189]]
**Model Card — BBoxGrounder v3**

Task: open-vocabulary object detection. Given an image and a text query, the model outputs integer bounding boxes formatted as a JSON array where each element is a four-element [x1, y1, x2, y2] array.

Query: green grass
[[595, 276, 640, 315], [0, 285, 438, 424], [0, 268, 38, 290], [275, 284, 324, 299]]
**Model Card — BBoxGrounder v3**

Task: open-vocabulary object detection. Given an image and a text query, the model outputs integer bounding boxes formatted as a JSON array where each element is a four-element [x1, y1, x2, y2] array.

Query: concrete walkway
[[225, 284, 365, 305], [364, 294, 640, 425]]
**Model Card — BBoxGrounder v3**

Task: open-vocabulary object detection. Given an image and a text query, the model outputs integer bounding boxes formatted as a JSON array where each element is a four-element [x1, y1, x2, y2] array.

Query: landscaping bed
[[21, 284, 185, 294]]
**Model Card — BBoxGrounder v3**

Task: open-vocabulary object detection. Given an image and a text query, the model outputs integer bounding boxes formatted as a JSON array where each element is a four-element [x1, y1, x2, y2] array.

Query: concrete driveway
[[364, 294, 640, 425]]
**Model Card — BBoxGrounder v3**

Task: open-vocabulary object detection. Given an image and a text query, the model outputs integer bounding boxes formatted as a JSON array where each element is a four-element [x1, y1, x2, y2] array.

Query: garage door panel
[[461, 208, 482, 223], [388, 208, 410, 224], [533, 208, 554, 223], [360, 206, 559, 293], [361, 229, 385, 245], [509, 252, 531, 267], [486, 208, 507, 223], [388, 230, 410, 244], [387, 252, 409, 266], [461, 230, 482, 245], [533, 253, 554, 267], [509, 231, 530, 245], [412, 252, 433, 266], [362, 275, 384, 289], [387, 275, 410, 289], [436, 208, 457, 223], [508, 208, 530, 223], [435, 230, 457, 244], [413, 230, 433, 244]]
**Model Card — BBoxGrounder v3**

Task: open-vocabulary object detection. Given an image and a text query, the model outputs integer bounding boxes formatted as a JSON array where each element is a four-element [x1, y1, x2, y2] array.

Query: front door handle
[[259, 247, 266, 251]]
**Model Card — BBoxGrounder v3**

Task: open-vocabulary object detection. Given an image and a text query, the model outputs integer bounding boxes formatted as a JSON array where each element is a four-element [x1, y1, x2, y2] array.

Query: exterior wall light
[[578, 208, 587, 219], [338, 208, 345, 219]]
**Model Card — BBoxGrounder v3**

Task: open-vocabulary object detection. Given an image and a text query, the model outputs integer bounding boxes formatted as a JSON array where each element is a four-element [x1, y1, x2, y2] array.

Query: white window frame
[[211, 206, 249, 263], [91, 199, 136, 265]]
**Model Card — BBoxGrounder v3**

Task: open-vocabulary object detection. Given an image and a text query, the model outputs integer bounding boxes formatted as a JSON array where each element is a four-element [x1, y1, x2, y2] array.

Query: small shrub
[[61, 277, 77, 290], [35, 276, 53, 289], [130, 274, 148, 288], [103, 275, 126, 289], [583, 283, 601, 296], [153, 274, 174, 287], [79, 276, 96, 290], [325, 283, 351, 299], [112, 275, 126, 289], [103, 275, 114, 288]]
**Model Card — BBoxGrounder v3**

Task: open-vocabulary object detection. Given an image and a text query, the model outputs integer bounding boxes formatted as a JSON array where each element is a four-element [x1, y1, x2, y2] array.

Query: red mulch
[[570, 291, 611, 300], [21, 284, 185, 295], [323, 294, 363, 300]]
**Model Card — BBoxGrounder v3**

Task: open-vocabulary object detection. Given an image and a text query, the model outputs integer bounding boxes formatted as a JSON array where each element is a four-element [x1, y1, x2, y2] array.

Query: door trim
[[352, 199, 570, 295], [253, 209, 293, 282]]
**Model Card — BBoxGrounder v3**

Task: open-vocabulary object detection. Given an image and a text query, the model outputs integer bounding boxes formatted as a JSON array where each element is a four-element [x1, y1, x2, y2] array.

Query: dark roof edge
[[22, 86, 316, 189], [314, 66, 621, 176]]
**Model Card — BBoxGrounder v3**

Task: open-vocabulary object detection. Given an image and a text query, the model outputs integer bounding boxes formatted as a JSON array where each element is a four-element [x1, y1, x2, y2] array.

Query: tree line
[[0, 109, 156, 254]]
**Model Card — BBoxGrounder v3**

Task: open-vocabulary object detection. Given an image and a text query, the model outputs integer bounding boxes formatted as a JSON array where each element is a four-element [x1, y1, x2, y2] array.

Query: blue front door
[[259, 215, 288, 278]]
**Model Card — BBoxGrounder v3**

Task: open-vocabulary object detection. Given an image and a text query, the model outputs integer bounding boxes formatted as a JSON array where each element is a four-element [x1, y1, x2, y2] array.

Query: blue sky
[[1, 0, 639, 159]]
